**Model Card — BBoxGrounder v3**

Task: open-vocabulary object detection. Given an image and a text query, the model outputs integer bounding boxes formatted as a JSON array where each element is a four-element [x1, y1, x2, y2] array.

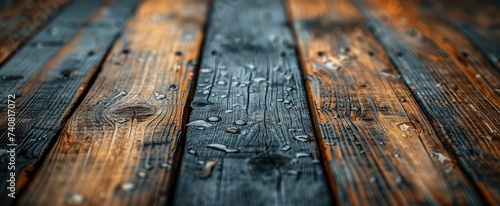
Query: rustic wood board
[[287, 0, 483, 204], [0, 0, 70, 66], [173, 0, 332, 205], [429, 0, 500, 69], [0, 0, 139, 203], [355, 0, 500, 203], [19, 0, 208, 205]]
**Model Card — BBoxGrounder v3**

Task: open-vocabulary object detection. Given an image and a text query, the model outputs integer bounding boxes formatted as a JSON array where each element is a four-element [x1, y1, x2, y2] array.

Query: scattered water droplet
[[207, 116, 222, 122], [154, 93, 166, 100], [281, 145, 291, 151], [200, 68, 212, 73], [220, 94, 228, 98], [188, 149, 197, 155], [160, 163, 170, 168], [201, 160, 217, 178], [225, 127, 240, 134], [430, 151, 450, 164], [394, 153, 401, 158], [378, 141, 385, 146], [120, 182, 135, 192], [253, 77, 267, 83], [370, 176, 377, 183], [295, 152, 310, 158], [399, 123, 410, 131], [137, 171, 147, 178], [294, 135, 311, 142], [217, 80, 227, 86], [49, 27, 59, 35], [115, 118, 127, 124], [225, 110, 233, 113], [234, 120, 247, 125], [206, 143, 239, 153], [187, 120, 213, 128], [66, 193, 85, 205]]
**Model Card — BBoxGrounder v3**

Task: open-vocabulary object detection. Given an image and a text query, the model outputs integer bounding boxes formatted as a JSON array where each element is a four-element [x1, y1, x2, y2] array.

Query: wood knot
[[246, 152, 292, 181], [107, 103, 157, 122]]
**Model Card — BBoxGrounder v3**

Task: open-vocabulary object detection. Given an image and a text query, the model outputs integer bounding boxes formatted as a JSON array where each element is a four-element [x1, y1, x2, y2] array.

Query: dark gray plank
[[173, 0, 332, 205], [0, 0, 139, 203]]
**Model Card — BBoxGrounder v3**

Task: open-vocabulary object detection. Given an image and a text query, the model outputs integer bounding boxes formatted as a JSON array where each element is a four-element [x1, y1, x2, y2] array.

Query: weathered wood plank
[[287, 0, 484, 204], [173, 0, 332, 205], [0, 0, 139, 203], [0, 0, 70, 66], [424, 0, 500, 70], [19, 0, 207, 205], [354, 0, 500, 203]]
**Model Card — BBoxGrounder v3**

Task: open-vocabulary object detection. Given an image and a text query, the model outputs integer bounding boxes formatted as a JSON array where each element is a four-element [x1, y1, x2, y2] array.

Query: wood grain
[[0, 0, 70, 65], [430, 0, 500, 69], [173, 0, 332, 205], [287, 0, 485, 204], [354, 0, 500, 203], [19, 0, 208, 205], [0, 0, 138, 204]]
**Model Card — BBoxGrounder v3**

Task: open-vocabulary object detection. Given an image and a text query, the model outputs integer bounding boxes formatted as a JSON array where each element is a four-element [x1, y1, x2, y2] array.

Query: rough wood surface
[[0, 0, 138, 203], [19, 0, 208, 205], [287, 0, 484, 204], [0, 0, 70, 65], [173, 0, 332, 205], [355, 0, 500, 204], [430, 0, 500, 69]]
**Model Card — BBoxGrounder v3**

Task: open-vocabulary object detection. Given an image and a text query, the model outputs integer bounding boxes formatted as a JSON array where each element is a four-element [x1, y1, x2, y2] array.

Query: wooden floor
[[0, 0, 498, 205]]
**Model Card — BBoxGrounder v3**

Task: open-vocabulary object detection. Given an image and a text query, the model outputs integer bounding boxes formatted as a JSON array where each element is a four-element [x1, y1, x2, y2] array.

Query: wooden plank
[[354, 0, 500, 204], [287, 0, 485, 204], [173, 0, 332, 205], [19, 0, 208, 205], [425, 0, 500, 70], [0, 0, 70, 66], [0, 0, 139, 203]]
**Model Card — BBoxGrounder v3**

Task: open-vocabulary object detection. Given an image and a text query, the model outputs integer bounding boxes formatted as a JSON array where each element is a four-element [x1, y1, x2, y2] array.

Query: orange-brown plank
[[287, 0, 483, 204], [0, 0, 138, 204], [19, 0, 208, 205], [0, 0, 70, 65], [354, 0, 500, 203]]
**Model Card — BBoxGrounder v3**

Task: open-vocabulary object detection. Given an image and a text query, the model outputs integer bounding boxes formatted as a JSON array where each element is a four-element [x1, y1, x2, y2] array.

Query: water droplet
[[220, 94, 228, 98], [283, 100, 291, 104], [247, 63, 256, 70], [207, 116, 222, 122], [253, 77, 267, 83], [294, 135, 311, 142], [399, 123, 410, 131], [394, 153, 401, 158], [35, 42, 43, 49], [217, 80, 227, 86], [234, 120, 247, 125], [137, 171, 147, 178], [119, 91, 127, 96], [49, 27, 59, 35], [281, 145, 291, 151], [225, 110, 233, 113], [187, 120, 213, 128], [115, 118, 127, 124], [200, 68, 212, 73], [407, 28, 418, 36], [277, 99, 284, 102], [66, 193, 85, 205], [120, 182, 135, 192], [160, 163, 170, 168], [202, 90, 210, 95], [378, 141, 385, 146], [225, 127, 240, 134], [400, 98, 406, 102], [430, 151, 450, 164], [295, 152, 310, 158], [188, 149, 197, 155], [201, 160, 217, 178], [154, 93, 166, 100], [206, 143, 239, 153]]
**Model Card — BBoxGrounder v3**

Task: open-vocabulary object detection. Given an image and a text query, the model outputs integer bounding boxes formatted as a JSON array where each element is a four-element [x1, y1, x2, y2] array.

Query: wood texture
[[430, 0, 500, 69], [173, 0, 332, 205], [287, 0, 484, 204], [19, 0, 208, 205], [0, 0, 138, 203], [354, 0, 500, 204], [0, 0, 70, 65]]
